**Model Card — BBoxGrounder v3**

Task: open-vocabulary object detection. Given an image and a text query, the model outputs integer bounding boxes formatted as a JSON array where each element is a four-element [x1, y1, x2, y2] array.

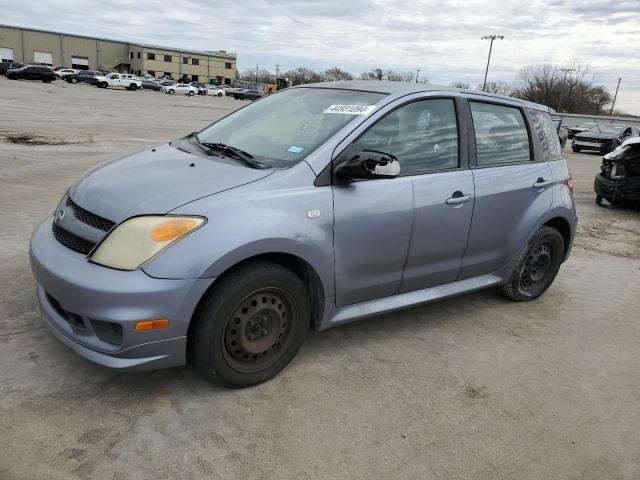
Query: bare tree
[[282, 67, 324, 85], [449, 81, 470, 89], [237, 68, 274, 84], [323, 67, 353, 82], [480, 80, 512, 95], [511, 63, 611, 114], [360, 69, 414, 82]]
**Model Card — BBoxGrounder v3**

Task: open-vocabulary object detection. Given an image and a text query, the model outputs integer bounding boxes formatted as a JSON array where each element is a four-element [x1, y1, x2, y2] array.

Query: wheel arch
[[543, 216, 572, 260], [187, 251, 327, 356]]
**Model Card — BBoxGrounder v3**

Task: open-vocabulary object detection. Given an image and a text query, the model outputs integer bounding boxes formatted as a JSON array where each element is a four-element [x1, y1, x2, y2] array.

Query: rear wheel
[[169, 89, 175, 94], [129, 84, 137, 91], [191, 261, 310, 387], [70, 77, 78, 84], [500, 226, 564, 302], [218, 92, 223, 97]]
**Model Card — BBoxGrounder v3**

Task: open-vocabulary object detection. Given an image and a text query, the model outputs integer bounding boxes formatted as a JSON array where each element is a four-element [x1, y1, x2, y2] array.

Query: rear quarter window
[[528, 109, 562, 161]]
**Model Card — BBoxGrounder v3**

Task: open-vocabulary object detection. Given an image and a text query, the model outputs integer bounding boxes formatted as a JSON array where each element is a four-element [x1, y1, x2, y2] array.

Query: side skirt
[[318, 268, 509, 331]]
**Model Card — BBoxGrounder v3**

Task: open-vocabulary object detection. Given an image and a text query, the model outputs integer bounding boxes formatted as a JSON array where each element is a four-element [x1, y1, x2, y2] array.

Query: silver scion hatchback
[[30, 81, 577, 387]]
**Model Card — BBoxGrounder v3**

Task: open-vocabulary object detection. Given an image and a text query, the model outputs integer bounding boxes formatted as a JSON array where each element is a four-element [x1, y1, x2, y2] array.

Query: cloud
[[2, 0, 640, 113]]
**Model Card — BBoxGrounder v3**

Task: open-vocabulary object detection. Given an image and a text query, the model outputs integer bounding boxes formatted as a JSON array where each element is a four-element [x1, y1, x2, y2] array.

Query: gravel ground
[[1, 77, 638, 480]]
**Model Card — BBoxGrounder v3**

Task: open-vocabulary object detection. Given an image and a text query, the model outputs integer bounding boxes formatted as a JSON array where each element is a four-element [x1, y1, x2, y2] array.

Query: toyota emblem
[[54, 209, 66, 224]]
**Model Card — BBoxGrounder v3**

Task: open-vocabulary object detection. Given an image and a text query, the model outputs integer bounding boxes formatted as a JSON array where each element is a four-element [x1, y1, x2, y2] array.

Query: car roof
[[293, 80, 551, 112]]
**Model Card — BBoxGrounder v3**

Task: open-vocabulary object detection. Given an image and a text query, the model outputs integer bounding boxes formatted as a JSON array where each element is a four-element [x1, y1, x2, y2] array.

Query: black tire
[[188, 90, 194, 96], [190, 261, 310, 387], [218, 92, 222, 97], [500, 226, 564, 302], [572, 146, 580, 153], [129, 84, 137, 91], [596, 195, 603, 207], [169, 89, 175, 94]]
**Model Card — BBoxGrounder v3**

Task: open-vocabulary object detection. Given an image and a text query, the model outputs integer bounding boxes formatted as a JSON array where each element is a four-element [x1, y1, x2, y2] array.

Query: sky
[[2, 0, 640, 114]]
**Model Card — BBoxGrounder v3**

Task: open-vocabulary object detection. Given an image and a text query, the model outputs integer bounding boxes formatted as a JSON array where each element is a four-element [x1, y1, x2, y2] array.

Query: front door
[[333, 96, 474, 306]]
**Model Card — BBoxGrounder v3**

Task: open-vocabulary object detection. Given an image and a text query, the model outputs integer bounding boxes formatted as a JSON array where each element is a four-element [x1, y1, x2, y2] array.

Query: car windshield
[[196, 87, 385, 167], [587, 124, 623, 134]]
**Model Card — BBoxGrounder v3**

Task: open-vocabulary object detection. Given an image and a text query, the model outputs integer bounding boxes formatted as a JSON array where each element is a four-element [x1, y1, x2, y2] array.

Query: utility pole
[[610, 77, 622, 115], [255, 64, 259, 83], [557, 67, 576, 113], [415, 68, 420, 83], [481, 34, 504, 91], [275, 64, 280, 83]]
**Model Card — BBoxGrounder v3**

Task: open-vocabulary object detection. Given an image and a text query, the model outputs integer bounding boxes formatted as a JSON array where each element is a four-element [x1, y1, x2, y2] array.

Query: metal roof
[[0, 24, 236, 59], [299, 80, 551, 111]]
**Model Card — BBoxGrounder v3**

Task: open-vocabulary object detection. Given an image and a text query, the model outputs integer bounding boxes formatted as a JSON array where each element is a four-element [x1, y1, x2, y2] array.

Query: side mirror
[[337, 149, 400, 180]]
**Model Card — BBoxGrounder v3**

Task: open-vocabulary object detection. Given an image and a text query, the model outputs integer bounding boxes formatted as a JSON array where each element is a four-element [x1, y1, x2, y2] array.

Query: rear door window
[[470, 101, 531, 165], [528, 109, 562, 161]]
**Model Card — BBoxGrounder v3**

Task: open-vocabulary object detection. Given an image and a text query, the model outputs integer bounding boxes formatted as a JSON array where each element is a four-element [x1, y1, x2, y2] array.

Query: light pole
[[610, 77, 622, 115], [481, 34, 504, 91], [415, 68, 421, 83], [275, 64, 280, 83]]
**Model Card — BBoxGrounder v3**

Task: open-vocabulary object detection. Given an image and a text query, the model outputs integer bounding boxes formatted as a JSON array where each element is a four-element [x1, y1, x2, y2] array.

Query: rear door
[[459, 99, 553, 279]]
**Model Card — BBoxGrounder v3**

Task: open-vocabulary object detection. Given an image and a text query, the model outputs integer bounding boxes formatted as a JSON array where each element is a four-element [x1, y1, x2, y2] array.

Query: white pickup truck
[[93, 73, 142, 91]]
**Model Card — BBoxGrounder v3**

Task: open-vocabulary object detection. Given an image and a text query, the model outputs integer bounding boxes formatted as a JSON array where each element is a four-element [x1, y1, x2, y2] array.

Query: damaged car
[[595, 137, 640, 207], [572, 124, 636, 154]]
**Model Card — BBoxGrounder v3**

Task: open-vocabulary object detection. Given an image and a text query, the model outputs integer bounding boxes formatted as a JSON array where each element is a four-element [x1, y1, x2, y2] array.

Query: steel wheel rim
[[222, 288, 294, 374], [520, 242, 553, 290]]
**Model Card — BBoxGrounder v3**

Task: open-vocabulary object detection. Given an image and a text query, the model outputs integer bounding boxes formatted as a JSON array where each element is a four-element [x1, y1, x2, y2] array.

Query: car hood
[[69, 143, 273, 223], [575, 132, 617, 140]]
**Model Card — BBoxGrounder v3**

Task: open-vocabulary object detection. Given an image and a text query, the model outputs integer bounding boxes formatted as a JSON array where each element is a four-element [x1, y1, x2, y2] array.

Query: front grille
[[579, 137, 604, 144], [66, 197, 115, 232], [52, 222, 96, 254]]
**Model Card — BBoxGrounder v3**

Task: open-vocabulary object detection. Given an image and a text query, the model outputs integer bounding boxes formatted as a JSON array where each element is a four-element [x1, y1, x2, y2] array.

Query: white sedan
[[162, 83, 199, 96], [56, 69, 78, 79], [204, 87, 226, 97]]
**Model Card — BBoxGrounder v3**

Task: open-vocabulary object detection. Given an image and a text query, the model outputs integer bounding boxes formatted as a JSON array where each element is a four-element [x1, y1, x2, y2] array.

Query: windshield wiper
[[191, 134, 268, 169]]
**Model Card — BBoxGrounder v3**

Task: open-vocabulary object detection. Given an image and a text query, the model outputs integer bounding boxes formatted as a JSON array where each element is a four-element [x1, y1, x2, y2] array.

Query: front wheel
[[190, 261, 310, 387], [218, 92, 223, 97], [188, 90, 195, 96], [129, 84, 137, 91], [169, 89, 175, 94], [500, 226, 564, 302], [70, 77, 78, 84], [572, 146, 581, 153]]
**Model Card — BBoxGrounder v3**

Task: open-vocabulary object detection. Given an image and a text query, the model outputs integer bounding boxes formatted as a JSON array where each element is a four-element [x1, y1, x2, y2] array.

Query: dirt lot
[[1, 77, 638, 480]]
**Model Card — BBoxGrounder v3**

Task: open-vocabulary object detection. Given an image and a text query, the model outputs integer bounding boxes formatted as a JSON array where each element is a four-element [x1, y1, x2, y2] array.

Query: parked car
[[203, 86, 226, 97], [163, 83, 198, 96], [6, 65, 56, 82], [0, 61, 24, 74], [29, 82, 577, 387], [55, 68, 78, 79], [572, 124, 636, 154], [159, 79, 175, 86], [567, 122, 597, 140], [553, 119, 568, 148], [65, 70, 99, 84], [93, 73, 142, 90], [235, 89, 262, 101], [140, 79, 162, 91], [594, 137, 640, 208]]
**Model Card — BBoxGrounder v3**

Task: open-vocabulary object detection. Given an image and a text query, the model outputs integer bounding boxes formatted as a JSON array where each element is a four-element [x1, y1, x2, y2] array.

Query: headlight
[[91, 216, 205, 270]]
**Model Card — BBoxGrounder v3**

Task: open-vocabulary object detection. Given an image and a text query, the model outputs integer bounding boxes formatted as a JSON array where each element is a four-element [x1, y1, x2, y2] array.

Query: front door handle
[[533, 177, 552, 188], [446, 192, 472, 205]]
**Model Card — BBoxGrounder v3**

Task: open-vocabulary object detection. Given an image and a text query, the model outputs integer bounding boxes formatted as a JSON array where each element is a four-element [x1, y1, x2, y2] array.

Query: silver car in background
[[30, 81, 577, 387]]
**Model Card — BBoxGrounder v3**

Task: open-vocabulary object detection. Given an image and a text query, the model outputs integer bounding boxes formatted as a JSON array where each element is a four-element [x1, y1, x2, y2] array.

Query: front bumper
[[29, 218, 214, 371], [573, 140, 607, 151], [594, 173, 640, 204]]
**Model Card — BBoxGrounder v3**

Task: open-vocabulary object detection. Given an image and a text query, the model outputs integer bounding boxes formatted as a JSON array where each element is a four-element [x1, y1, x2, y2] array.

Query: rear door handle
[[533, 177, 552, 188], [446, 192, 472, 205]]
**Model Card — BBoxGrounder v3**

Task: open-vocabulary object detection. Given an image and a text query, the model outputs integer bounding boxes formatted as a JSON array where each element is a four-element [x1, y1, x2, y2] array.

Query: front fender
[[142, 163, 335, 296]]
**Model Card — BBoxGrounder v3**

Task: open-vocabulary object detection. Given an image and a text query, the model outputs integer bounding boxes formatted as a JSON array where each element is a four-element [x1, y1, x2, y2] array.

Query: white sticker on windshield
[[287, 145, 305, 154], [323, 104, 376, 115]]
